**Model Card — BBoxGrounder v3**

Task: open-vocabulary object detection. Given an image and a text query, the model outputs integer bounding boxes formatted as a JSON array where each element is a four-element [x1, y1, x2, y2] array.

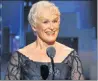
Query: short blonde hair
[[28, 1, 60, 27]]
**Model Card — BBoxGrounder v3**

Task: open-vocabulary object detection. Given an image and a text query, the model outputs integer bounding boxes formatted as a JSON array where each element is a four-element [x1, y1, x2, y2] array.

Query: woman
[[5, 1, 84, 80]]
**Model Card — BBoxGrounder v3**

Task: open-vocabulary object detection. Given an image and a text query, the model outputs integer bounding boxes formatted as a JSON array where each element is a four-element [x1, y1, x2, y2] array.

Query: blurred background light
[[28, 1, 32, 7], [0, 16, 2, 22], [15, 35, 20, 40], [24, 1, 27, 7], [0, 3, 2, 9]]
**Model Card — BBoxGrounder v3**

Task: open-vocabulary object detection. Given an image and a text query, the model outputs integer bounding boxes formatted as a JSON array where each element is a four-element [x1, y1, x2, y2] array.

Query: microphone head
[[46, 46, 56, 58]]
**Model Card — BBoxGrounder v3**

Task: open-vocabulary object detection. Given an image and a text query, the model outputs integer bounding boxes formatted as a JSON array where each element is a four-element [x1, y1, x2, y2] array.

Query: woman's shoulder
[[9, 42, 36, 63], [56, 42, 77, 60], [18, 42, 36, 56], [56, 42, 74, 54], [56, 42, 78, 63]]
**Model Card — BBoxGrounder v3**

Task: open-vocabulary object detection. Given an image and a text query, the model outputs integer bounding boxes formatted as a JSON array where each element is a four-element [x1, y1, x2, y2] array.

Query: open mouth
[[45, 31, 55, 35]]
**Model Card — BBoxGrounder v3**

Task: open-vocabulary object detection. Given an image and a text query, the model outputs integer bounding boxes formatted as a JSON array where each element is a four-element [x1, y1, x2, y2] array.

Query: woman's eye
[[43, 20, 49, 24], [53, 20, 57, 23]]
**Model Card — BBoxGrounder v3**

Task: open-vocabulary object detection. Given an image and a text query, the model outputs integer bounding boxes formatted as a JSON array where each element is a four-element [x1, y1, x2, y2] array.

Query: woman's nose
[[49, 22, 54, 29]]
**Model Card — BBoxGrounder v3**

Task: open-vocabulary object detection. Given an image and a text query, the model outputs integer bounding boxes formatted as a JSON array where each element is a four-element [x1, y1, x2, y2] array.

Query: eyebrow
[[43, 17, 59, 21], [53, 17, 59, 20]]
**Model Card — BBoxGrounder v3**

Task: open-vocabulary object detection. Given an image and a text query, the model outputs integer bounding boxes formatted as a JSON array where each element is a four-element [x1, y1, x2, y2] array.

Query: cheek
[[54, 24, 60, 29], [36, 25, 45, 34]]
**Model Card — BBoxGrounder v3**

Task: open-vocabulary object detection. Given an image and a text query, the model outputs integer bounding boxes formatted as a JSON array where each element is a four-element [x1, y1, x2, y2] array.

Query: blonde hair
[[28, 1, 60, 27]]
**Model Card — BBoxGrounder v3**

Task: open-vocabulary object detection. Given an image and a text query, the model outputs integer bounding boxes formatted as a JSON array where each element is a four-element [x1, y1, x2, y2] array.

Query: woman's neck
[[35, 37, 56, 50]]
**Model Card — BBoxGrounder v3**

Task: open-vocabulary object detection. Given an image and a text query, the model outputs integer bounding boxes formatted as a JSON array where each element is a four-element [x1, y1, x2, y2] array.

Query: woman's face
[[33, 8, 60, 44]]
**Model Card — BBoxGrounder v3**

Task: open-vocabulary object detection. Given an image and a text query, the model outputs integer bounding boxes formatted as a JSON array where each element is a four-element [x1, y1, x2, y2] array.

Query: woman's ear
[[32, 26, 37, 36], [32, 26, 37, 32]]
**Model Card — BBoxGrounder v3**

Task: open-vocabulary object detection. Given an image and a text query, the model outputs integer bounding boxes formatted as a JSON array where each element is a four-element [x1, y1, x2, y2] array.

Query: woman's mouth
[[45, 31, 55, 35]]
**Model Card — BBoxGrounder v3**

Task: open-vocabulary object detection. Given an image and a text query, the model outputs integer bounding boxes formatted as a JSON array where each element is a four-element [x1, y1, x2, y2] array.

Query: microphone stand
[[50, 57, 55, 80]]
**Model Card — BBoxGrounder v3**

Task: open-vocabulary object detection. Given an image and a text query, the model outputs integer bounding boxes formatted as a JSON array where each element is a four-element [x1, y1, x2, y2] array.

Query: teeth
[[46, 32, 54, 35]]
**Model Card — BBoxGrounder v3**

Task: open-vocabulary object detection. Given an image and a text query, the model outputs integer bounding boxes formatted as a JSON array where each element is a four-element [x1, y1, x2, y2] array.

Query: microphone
[[40, 65, 49, 80], [46, 46, 56, 59], [46, 46, 56, 80]]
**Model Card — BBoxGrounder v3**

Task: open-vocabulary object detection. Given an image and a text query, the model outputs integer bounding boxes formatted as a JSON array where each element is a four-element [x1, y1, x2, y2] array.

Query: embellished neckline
[[16, 50, 74, 64]]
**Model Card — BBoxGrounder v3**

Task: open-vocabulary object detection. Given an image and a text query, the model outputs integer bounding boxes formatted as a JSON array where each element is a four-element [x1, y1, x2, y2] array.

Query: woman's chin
[[45, 39, 56, 45]]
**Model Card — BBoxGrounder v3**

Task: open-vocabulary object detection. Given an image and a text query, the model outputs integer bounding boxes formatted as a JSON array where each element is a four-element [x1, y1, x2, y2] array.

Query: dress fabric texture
[[5, 50, 84, 80]]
